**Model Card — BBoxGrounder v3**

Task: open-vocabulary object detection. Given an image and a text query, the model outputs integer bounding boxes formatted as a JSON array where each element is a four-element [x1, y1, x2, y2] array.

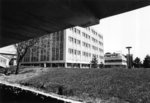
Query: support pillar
[[44, 63, 46, 68], [79, 64, 81, 68], [65, 63, 67, 68]]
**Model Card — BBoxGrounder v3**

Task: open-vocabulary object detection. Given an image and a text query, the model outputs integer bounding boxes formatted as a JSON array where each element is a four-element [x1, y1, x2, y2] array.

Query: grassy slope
[[19, 68, 150, 103]]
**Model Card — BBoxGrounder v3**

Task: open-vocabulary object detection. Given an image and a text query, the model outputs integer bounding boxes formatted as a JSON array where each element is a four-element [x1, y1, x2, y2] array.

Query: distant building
[[0, 53, 16, 68], [21, 26, 104, 68], [104, 52, 127, 68]]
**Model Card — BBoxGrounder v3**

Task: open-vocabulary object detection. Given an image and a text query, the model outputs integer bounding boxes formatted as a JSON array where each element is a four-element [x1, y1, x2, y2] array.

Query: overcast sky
[[92, 6, 150, 60]]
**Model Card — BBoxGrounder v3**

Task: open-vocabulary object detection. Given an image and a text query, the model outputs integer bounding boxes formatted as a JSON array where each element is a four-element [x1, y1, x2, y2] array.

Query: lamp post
[[126, 46, 132, 69]]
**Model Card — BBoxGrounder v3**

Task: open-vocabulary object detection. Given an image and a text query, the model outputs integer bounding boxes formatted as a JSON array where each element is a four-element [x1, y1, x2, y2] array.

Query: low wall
[[0, 81, 82, 103]]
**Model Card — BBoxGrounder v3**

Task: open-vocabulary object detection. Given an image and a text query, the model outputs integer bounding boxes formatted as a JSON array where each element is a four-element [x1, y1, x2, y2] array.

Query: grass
[[18, 68, 150, 103], [0, 66, 29, 75], [0, 66, 49, 83]]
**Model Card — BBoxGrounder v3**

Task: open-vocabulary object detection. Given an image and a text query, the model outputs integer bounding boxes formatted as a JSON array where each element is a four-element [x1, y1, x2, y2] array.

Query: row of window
[[99, 48, 103, 52], [93, 55, 104, 60], [93, 54, 99, 58], [98, 34, 103, 39], [68, 48, 103, 59], [92, 45, 98, 51], [82, 33, 103, 46], [82, 42, 91, 48], [92, 38, 103, 46], [82, 41, 103, 52], [82, 32, 103, 46], [82, 52, 100, 58], [71, 27, 103, 40], [92, 37, 98, 43], [82, 52, 91, 57], [91, 29, 103, 39], [68, 36, 103, 52], [85, 27, 91, 31], [70, 28, 103, 46], [70, 28, 81, 34], [99, 41, 103, 46], [68, 48, 81, 55], [69, 36, 81, 45], [82, 32, 90, 39], [105, 60, 126, 63]]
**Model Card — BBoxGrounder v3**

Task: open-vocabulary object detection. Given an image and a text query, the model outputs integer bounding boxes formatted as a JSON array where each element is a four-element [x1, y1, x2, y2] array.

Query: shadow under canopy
[[0, 0, 150, 47]]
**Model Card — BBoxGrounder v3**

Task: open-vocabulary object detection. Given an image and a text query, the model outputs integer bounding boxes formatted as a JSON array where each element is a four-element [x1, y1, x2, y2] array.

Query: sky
[[92, 6, 150, 60], [0, 6, 150, 60]]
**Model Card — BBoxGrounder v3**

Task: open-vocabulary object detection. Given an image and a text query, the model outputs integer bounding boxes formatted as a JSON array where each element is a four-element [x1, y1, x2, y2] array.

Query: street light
[[126, 46, 132, 69]]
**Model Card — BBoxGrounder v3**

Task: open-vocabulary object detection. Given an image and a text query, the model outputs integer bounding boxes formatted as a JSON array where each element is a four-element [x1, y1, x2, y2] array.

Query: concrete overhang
[[0, 0, 150, 47]]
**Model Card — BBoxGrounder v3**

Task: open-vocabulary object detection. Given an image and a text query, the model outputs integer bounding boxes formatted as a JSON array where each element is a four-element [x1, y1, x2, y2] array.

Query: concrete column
[[44, 63, 46, 67], [65, 63, 67, 68], [79, 64, 81, 68]]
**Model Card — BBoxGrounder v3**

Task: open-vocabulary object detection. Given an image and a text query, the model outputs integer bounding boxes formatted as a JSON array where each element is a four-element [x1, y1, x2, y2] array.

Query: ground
[[0, 67, 150, 103], [0, 67, 49, 83]]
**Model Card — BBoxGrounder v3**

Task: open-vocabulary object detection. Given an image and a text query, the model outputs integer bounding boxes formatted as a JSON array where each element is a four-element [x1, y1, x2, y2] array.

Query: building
[[0, 53, 16, 68], [104, 52, 127, 68], [21, 26, 104, 68]]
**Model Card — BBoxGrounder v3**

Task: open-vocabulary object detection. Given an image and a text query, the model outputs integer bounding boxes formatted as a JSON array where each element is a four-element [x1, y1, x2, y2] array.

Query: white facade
[[104, 53, 127, 68], [21, 26, 104, 68], [0, 55, 9, 68], [65, 27, 104, 64], [0, 54, 16, 68]]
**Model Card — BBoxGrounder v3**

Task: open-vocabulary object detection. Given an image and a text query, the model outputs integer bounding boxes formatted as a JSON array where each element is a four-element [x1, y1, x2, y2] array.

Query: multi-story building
[[104, 52, 127, 68], [21, 26, 104, 68]]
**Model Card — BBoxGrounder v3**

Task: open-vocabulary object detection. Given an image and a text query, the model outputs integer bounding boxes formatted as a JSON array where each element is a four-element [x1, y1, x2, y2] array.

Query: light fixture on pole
[[126, 46, 132, 69]]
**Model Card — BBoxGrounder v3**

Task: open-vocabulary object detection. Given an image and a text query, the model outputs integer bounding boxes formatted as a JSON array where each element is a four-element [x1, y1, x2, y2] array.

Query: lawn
[[18, 68, 150, 103]]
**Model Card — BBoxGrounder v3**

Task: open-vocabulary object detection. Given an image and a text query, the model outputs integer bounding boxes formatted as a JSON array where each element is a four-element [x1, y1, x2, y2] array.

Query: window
[[99, 56, 104, 59], [76, 29, 80, 34], [68, 48, 81, 56], [82, 51, 89, 57], [69, 36, 80, 45], [105, 59, 123, 63], [78, 40, 81, 45], [92, 46, 98, 51], [78, 51, 81, 55]]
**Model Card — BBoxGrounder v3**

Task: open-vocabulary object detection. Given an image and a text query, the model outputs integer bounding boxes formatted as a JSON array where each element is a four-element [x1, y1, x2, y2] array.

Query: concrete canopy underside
[[0, 0, 150, 47]]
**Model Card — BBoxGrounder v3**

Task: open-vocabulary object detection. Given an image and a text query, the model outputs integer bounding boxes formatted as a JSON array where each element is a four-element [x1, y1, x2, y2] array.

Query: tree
[[133, 57, 142, 68], [15, 38, 39, 74], [143, 55, 150, 68], [91, 55, 98, 68], [99, 62, 104, 69]]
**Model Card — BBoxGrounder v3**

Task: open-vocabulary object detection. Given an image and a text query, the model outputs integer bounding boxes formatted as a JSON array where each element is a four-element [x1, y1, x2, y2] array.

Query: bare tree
[[14, 38, 39, 74], [14, 34, 54, 74]]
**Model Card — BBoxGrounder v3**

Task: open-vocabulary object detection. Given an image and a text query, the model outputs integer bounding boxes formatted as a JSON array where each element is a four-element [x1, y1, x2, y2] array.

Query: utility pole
[[126, 46, 132, 69]]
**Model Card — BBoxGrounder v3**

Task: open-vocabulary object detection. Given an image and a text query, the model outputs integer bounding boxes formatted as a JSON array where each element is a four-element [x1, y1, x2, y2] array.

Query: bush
[[91, 55, 98, 68]]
